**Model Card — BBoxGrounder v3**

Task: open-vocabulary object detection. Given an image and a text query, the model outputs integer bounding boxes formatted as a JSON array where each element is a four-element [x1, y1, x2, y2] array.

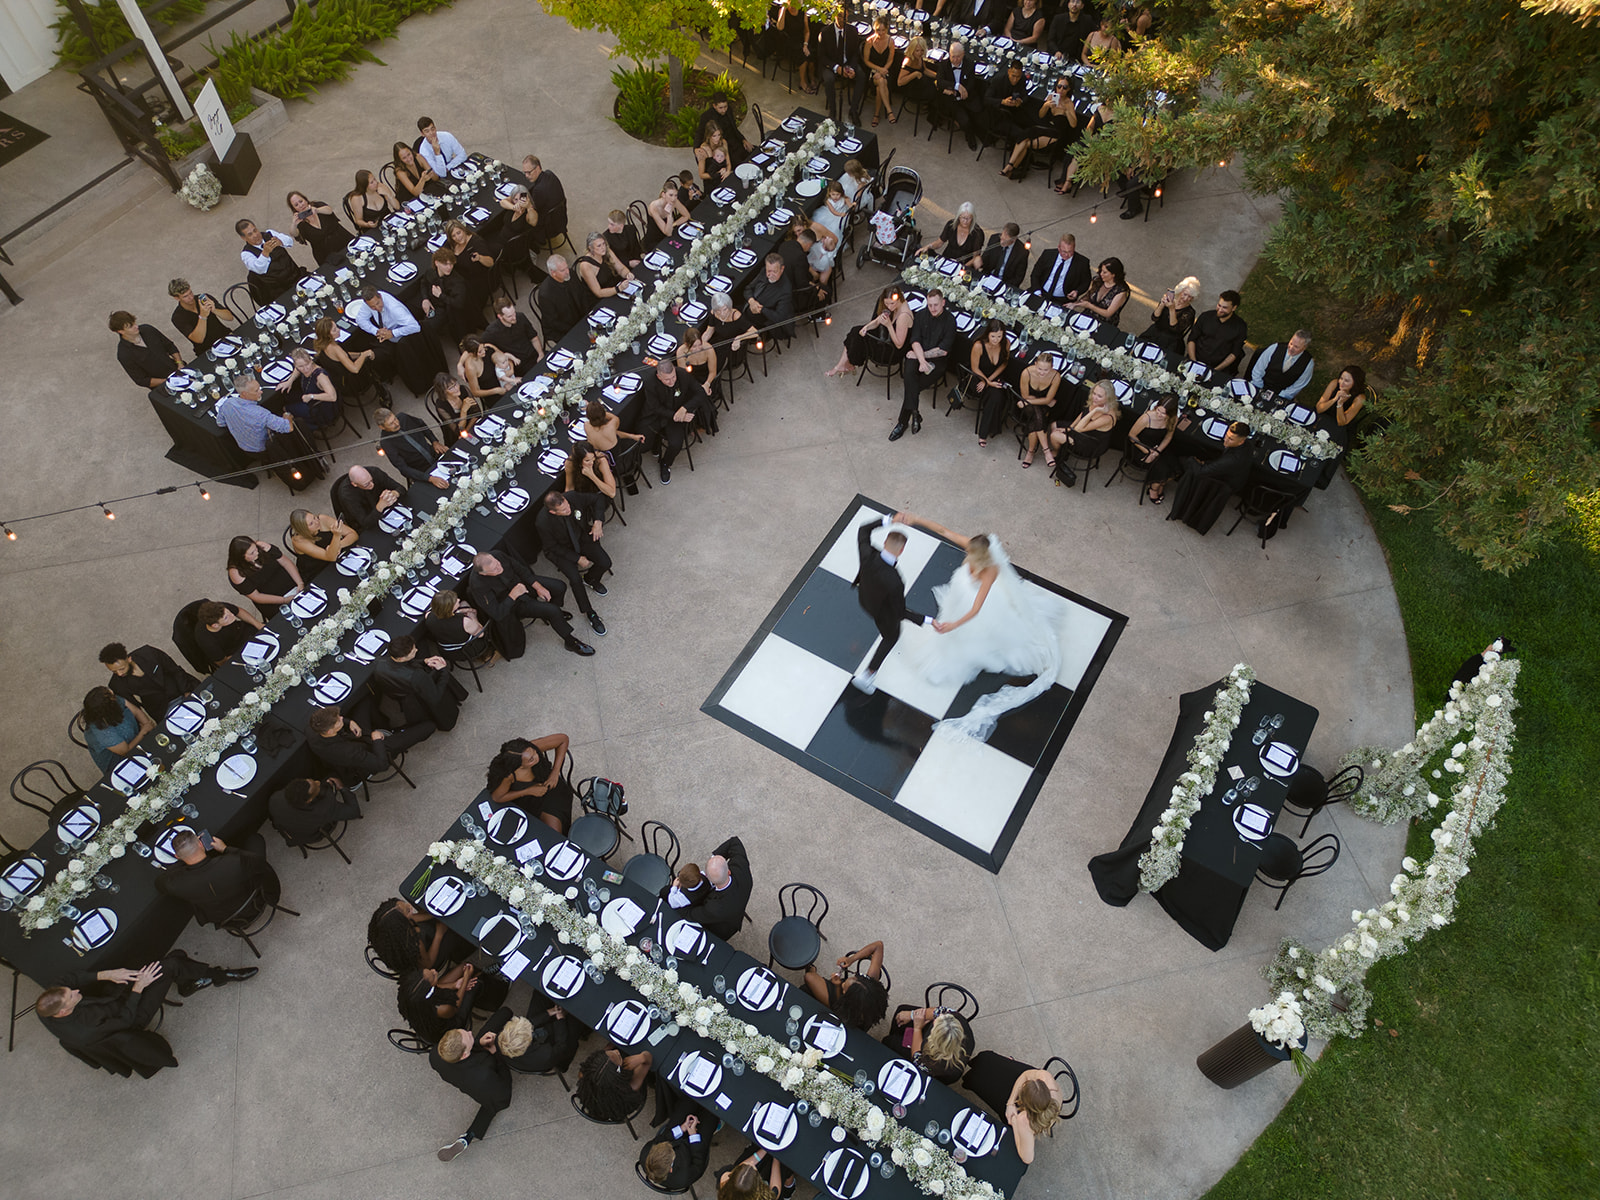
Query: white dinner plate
[[259, 357, 294, 385], [821, 1148, 870, 1200], [485, 806, 532, 847], [151, 824, 195, 866], [426, 232, 448, 252], [71, 907, 118, 952], [679, 222, 705, 240], [387, 261, 417, 284], [334, 546, 374, 576], [349, 236, 377, 254], [398, 583, 439, 618], [216, 753, 257, 790], [211, 336, 242, 358], [736, 966, 784, 1012], [464, 206, 492, 224], [440, 543, 478, 578], [348, 628, 391, 663], [378, 504, 414, 534], [877, 1058, 928, 1106], [712, 187, 738, 205], [1200, 416, 1231, 441], [1285, 403, 1316, 425], [1267, 449, 1302, 475], [56, 804, 101, 845], [1261, 741, 1301, 778], [795, 179, 824, 198], [495, 486, 530, 515], [424, 874, 468, 916], [665, 919, 710, 961], [536, 448, 569, 475], [601, 896, 647, 939], [803, 1013, 848, 1058], [256, 302, 286, 325], [473, 413, 507, 443], [165, 697, 206, 737], [518, 376, 554, 400], [751, 1101, 798, 1151], [542, 840, 587, 881], [541, 954, 587, 999], [289, 585, 328, 620], [1229, 378, 1255, 398], [165, 370, 196, 394], [602, 999, 653, 1046], [729, 249, 758, 270], [706, 274, 733, 295], [674, 1050, 723, 1098], [1068, 312, 1098, 332], [311, 671, 353, 705], [0, 855, 46, 900], [836, 137, 862, 154], [735, 162, 762, 182], [1233, 803, 1275, 842], [679, 300, 707, 325], [110, 755, 156, 795], [951, 1108, 1000, 1157]]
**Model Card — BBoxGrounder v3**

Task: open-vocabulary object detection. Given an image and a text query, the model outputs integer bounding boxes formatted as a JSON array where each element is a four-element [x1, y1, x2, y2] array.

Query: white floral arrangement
[[428, 837, 1002, 1200], [1337, 644, 1514, 824], [21, 136, 836, 934], [898, 267, 1340, 460], [1248, 990, 1306, 1049], [1261, 655, 1520, 1039], [179, 163, 222, 212], [1137, 664, 1255, 892]]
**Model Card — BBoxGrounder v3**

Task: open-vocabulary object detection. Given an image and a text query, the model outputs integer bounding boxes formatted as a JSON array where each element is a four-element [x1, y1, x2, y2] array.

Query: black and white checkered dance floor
[[704, 497, 1126, 871]]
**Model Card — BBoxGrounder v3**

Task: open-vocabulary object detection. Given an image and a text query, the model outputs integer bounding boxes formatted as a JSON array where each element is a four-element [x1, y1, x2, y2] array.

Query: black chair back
[[388, 1027, 431, 1054], [570, 1088, 647, 1139], [924, 981, 980, 1021], [627, 199, 651, 245], [777, 881, 828, 928], [1041, 1055, 1082, 1123], [1284, 763, 1363, 836], [11, 760, 85, 817], [751, 101, 767, 142], [638, 820, 682, 874], [379, 162, 399, 195], [365, 943, 401, 981], [67, 712, 88, 750], [1255, 832, 1341, 911], [222, 282, 255, 322]]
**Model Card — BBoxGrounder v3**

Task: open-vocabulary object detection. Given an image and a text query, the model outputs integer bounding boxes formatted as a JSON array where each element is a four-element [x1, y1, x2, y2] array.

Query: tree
[[1074, 0, 1600, 571], [540, 0, 776, 111]]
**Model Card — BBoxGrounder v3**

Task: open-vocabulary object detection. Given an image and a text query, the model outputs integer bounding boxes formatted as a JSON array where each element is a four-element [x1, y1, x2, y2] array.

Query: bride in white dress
[[890, 511, 1063, 742]]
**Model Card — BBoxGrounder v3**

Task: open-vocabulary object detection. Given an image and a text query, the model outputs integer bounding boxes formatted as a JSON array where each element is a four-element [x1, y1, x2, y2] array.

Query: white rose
[[508, 887, 525, 904], [928, 1182, 945, 1195], [913, 1149, 933, 1167], [110, 844, 126, 858], [1485, 694, 1503, 707], [756, 1055, 775, 1073], [818, 1102, 831, 1118], [26, 897, 44, 911]]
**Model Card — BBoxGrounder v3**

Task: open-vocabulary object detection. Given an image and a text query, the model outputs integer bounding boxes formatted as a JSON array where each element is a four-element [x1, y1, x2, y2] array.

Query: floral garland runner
[[898, 266, 1341, 461], [18, 123, 839, 935], [1260, 655, 1520, 1039], [428, 838, 1002, 1200], [1137, 664, 1255, 892]]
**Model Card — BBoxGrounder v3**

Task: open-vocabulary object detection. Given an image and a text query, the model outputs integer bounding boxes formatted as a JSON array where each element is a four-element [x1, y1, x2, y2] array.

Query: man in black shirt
[[193, 601, 264, 669], [535, 490, 612, 636], [111, 310, 183, 401], [156, 829, 281, 927], [535, 255, 591, 344], [420, 250, 475, 343], [745, 254, 796, 342], [695, 94, 753, 164], [376, 409, 449, 487], [168, 279, 236, 355], [1029, 234, 1092, 302], [522, 156, 570, 250], [432, 1007, 516, 1162], [467, 551, 593, 657], [481, 298, 542, 370], [1048, 0, 1097, 60], [639, 358, 710, 485], [308, 704, 431, 776], [331, 464, 405, 532], [1186, 290, 1249, 378], [980, 223, 1030, 288], [267, 775, 363, 848], [373, 635, 468, 734], [99, 642, 197, 714], [892, 290, 956, 440]]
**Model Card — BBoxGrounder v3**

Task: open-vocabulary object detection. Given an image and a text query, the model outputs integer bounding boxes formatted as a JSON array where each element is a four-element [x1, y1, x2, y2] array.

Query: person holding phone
[[155, 828, 282, 928]]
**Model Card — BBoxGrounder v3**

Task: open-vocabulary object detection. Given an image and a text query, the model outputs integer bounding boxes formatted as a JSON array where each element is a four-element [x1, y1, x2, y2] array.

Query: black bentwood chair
[[570, 1087, 648, 1140], [1254, 833, 1342, 911], [768, 883, 830, 971], [622, 820, 682, 896], [1281, 763, 1365, 837], [1041, 1055, 1082, 1125]]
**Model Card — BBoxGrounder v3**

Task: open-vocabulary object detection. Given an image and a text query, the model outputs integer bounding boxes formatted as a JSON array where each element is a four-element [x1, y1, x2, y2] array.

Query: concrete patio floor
[[0, 6, 1412, 1199]]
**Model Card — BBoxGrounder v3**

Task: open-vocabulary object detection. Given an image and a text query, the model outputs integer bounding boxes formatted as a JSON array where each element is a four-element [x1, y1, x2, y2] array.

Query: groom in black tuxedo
[[851, 513, 933, 694]]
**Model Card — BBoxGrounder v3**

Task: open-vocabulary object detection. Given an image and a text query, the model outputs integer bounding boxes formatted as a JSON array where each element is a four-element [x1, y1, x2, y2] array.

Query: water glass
[[937, 1129, 951, 1145], [722, 1052, 736, 1069], [241, 732, 256, 754], [879, 1163, 894, 1179], [854, 1070, 869, 1089], [787, 1003, 803, 1021], [587, 895, 601, 912], [789, 1036, 802, 1052], [713, 974, 726, 993], [869, 1153, 883, 1169], [724, 988, 737, 1006], [808, 1109, 823, 1128], [786, 1018, 799, 1036], [730, 1056, 745, 1076], [650, 944, 664, 965], [180, 802, 198, 819], [925, 1121, 940, 1138], [665, 955, 678, 971], [598, 887, 610, 903]]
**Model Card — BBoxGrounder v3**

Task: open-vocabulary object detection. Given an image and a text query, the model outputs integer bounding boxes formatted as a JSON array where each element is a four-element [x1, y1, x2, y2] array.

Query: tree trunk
[[667, 54, 684, 114]]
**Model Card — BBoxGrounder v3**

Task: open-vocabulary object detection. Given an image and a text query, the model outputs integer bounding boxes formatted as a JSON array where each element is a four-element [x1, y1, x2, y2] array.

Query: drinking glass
[[713, 974, 726, 993]]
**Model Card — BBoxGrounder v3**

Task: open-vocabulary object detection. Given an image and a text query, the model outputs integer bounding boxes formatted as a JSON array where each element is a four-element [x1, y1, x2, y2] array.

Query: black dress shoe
[[660, 464, 672, 484], [911, 412, 923, 434], [588, 612, 607, 637], [589, 581, 609, 597], [966, 133, 979, 151], [176, 976, 214, 997], [219, 966, 259, 985], [888, 423, 907, 442], [564, 638, 596, 656]]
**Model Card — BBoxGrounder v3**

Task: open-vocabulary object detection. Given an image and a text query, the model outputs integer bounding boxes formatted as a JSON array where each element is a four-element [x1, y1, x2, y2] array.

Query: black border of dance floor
[[703, 494, 1127, 872]]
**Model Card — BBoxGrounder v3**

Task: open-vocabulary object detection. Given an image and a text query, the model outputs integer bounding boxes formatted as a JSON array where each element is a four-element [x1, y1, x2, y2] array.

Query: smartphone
[[200, 830, 214, 851], [602, 869, 624, 885]]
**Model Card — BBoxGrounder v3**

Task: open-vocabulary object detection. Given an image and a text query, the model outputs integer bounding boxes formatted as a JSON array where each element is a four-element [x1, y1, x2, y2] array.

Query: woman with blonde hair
[[896, 35, 937, 107], [288, 508, 357, 581], [696, 123, 733, 186], [962, 1051, 1063, 1163], [1140, 275, 1200, 361], [1048, 377, 1119, 477], [884, 1003, 975, 1084]]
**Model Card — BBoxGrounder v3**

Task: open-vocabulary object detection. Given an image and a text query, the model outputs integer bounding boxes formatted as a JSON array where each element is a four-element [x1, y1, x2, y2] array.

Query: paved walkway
[[0, 6, 1411, 1198]]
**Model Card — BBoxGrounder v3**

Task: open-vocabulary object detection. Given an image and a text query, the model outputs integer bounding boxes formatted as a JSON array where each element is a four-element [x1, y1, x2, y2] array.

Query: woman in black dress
[[445, 220, 497, 317], [1139, 276, 1200, 362], [314, 317, 384, 405], [226, 535, 304, 621], [286, 191, 352, 267], [645, 180, 692, 249], [883, 1005, 975, 1085], [1016, 354, 1063, 467], [1005, 0, 1047, 47], [458, 336, 507, 407], [1001, 79, 1079, 180], [896, 36, 937, 108], [563, 440, 618, 501], [971, 319, 1013, 446], [288, 509, 358, 581], [923, 202, 985, 269], [1128, 395, 1180, 503], [431, 372, 483, 445], [676, 329, 721, 432], [803, 941, 889, 1031], [275, 347, 341, 431], [861, 18, 896, 126], [576, 1047, 653, 1120], [1048, 378, 1119, 475], [368, 896, 466, 974], [345, 168, 399, 232], [704, 292, 762, 377], [397, 963, 479, 1042], [825, 286, 912, 377], [391, 140, 442, 200], [1315, 364, 1368, 450], [962, 1051, 1063, 1164], [575, 232, 635, 302], [486, 733, 573, 832], [422, 589, 493, 660], [1070, 257, 1131, 328]]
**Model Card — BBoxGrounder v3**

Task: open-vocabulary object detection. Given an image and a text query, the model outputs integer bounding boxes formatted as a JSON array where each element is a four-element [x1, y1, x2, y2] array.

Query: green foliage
[[612, 61, 668, 137], [539, 0, 773, 68], [156, 95, 256, 160], [1073, 0, 1600, 571], [608, 62, 744, 145], [52, 0, 207, 69], [665, 105, 702, 146]]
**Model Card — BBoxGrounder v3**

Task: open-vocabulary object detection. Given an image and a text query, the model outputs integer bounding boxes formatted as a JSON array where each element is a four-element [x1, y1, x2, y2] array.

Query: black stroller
[[855, 154, 924, 270]]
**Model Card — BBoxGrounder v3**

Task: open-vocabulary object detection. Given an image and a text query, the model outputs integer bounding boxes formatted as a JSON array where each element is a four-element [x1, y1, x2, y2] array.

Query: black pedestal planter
[[1197, 1024, 1302, 1089]]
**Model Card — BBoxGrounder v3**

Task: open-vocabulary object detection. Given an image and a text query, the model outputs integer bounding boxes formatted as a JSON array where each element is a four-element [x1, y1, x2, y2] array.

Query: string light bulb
[[1218, 159, 1228, 168], [291, 468, 303, 481], [101, 503, 116, 521], [1153, 186, 1162, 198], [1089, 208, 1099, 224], [1023, 237, 1032, 250], [196, 483, 212, 500], [3, 524, 14, 541]]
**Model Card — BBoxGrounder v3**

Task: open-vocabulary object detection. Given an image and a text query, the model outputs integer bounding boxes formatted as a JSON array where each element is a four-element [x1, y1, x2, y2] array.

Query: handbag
[[577, 775, 628, 817]]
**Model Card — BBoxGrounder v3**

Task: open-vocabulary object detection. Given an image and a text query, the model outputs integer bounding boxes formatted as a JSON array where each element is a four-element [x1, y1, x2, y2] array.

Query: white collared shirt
[[349, 291, 421, 339], [418, 131, 469, 179], [240, 230, 297, 275]]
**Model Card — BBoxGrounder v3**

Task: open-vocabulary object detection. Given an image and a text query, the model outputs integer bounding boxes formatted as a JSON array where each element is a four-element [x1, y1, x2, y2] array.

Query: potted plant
[[1196, 992, 1311, 1089]]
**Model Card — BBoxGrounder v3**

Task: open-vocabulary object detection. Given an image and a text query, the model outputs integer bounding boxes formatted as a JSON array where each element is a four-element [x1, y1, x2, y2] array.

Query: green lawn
[[1200, 265, 1600, 1199]]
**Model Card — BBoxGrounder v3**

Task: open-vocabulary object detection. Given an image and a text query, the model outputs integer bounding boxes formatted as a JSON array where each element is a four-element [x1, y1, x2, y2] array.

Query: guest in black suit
[[155, 829, 281, 927], [34, 951, 257, 1077], [535, 490, 612, 638], [307, 705, 427, 779], [331, 464, 405, 531], [892, 289, 957, 440], [111, 310, 182, 400], [467, 551, 593, 658], [536, 255, 591, 343], [376, 408, 448, 486], [639, 357, 712, 486], [236, 218, 302, 303], [980, 223, 1030, 288], [192, 601, 263, 669], [1029, 234, 1091, 302], [817, 7, 864, 122], [267, 775, 363, 847], [959, 0, 1011, 36], [744, 254, 796, 342], [1166, 422, 1256, 534], [933, 42, 984, 150], [1186, 422, 1256, 489], [99, 642, 196, 714], [682, 836, 753, 939], [420, 250, 476, 343], [641, 1109, 713, 1191], [695, 94, 753, 164], [432, 1006, 516, 1162], [482, 298, 543, 370], [850, 513, 933, 693], [373, 634, 468, 734], [524, 156, 570, 248]]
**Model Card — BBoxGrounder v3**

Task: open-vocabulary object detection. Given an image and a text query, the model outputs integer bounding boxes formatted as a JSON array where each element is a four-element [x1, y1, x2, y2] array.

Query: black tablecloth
[[1087, 679, 1318, 950]]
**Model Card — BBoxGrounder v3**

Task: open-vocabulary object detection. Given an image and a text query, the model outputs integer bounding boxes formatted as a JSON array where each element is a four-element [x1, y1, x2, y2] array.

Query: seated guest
[[432, 1007, 515, 1163], [398, 963, 477, 1044], [680, 837, 753, 939], [962, 1052, 1063, 1164], [155, 829, 281, 927], [576, 1046, 653, 1121], [1315, 363, 1367, 449], [444, 220, 498, 316], [1128, 396, 1181, 504], [274, 347, 341, 431], [984, 63, 1033, 148], [421, 589, 494, 664], [1250, 329, 1316, 399], [287, 508, 358, 580], [420, 250, 476, 343], [167, 279, 235, 355], [817, 6, 863, 122], [703, 292, 762, 376], [825, 286, 912, 378], [1166, 421, 1256, 533], [695, 123, 733, 187], [535, 490, 612, 638], [467, 551, 594, 658], [374, 635, 468, 736], [1068, 257, 1131, 328], [961, 0, 1011, 36], [369, 896, 453, 974], [523, 155, 570, 249], [970, 319, 1013, 446], [564, 441, 618, 501], [111, 310, 182, 399], [839, 158, 874, 211], [392, 140, 442, 200], [979, 223, 1029, 289], [486, 733, 573, 831], [663, 860, 707, 908], [193, 601, 264, 669], [695, 92, 752, 163], [796, 227, 836, 302], [1029, 233, 1091, 303], [287, 190, 352, 267], [676, 328, 723, 427], [458, 336, 507, 406], [331, 464, 404, 532], [933, 42, 983, 151], [34, 952, 257, 1077], [645, 179, 693, 248], [1185, 290, 1249, 378], [236, 218, 302, 303], [583, 396, 647, 461], [536, 255, 591, 343], [922, 202, 985, 270], [79, 686, 154, 775], [640, 357, 711, 486], [314, 317, 385, 403], [416, 115, 470, 179], [605, 209, 643, 267], [1048, 0, 1095, 60], [676, 168, 702, 211], [504, 1002, 580, 1075], [267, 775, 362, 848], [891, 289, 956, 441], [482, 297, 543, 372], [98, 642, 196, 716], [376, 407, 449, 487], [307, 705, 426, 778], [495, 186, 536, 271], [216, 375, 294, 461], [803, 941, 888, 1031], [1048, 377, 1118, 479], [345, 167, 399, 231], [715, 1146, 794, 1200], [227, 534, 304, 621], [575, 231, 636, 301], [1014, 352, 1064, 467], [641, 1109, 713, 1192], [431, 372, 483, 445], [1001, 78, 1079, 182], [897, 35, 939, 110], [883, 1004, 975, 1085], [349, 285, 438, 395], [1139, 277, 1200, 363], [744, 254, 796, 343]]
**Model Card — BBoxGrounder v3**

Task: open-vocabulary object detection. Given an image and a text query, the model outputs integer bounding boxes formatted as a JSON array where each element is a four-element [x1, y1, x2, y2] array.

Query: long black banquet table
[[1087, 679, 1318, 950], [403, 795, 1028, 1200], [0, 111, 876, 991]]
